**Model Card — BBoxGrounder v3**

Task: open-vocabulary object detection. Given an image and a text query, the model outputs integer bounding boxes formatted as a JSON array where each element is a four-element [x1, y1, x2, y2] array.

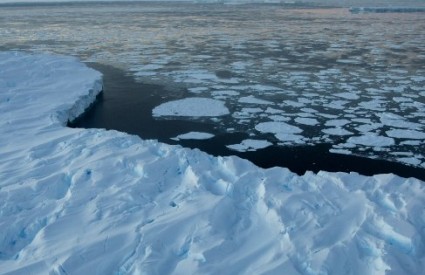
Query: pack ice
[[0, 52, 424, 275]]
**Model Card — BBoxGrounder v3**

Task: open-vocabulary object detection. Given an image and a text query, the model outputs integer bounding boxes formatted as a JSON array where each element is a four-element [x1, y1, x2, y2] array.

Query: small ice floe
[[386, 129, 425, 139], [255, 121, 303, 135], [238, 95, 273, 105], [152, 97, 229, 117], [171, 132, 214, 141], [329, 148, 352, 155], [188, 87, 209, 94], [226, 139, 272, 152], [397, 157, 422, 166], [275, 133, 305, 143], [295, 117, 319, 126], [334, 92, 360, 100], [347, 133, 395, 147], [322, 128, 353, 136], [325, 119, 350, 127], [255, 121, 304, 144], [211, 90, 240, 97]]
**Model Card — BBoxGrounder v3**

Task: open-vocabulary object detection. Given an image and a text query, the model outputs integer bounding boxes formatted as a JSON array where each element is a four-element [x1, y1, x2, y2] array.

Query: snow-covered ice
[[227, 139, 272, 152], [238, 95, 273, 105], [171, 131, 214, 141], [322, 127, 353, 136], [255, 121, 303, 135], [152, 97, 229, 117], [295, 117, 319, 126], [347, 133, 395, 147], [1, 52, 425, 275], [386, 129, 425, 140]]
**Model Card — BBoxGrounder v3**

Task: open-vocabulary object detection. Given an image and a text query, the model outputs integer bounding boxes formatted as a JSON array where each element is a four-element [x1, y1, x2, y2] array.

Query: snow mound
[[1, 52, 424, 275], [152, 97, 229, 117]]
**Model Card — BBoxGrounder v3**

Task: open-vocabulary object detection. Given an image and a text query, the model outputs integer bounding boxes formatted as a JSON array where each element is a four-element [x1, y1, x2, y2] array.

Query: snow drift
[[0, 52, 424, 274]]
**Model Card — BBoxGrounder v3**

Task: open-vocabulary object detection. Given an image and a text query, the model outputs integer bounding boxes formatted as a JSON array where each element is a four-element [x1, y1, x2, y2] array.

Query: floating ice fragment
[[325, 119, 350, 127], [239, 96, 273, 105], [171, 132, 214, 141], [152, 98, 229, 117], [226, 139, 272, 152], [386, 129, 425, 140], [295, 117, 319, 126], [347, 134, 395, 147], [322, 128, 353, 136], [275, 133, 305, 143], [334, 92, 360, 100], [397, 158, 422, 166], [255, 121, 303, 134]]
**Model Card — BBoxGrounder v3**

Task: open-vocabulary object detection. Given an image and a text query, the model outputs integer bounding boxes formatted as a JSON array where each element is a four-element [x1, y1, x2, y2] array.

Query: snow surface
[[1, 52, 425, 275]]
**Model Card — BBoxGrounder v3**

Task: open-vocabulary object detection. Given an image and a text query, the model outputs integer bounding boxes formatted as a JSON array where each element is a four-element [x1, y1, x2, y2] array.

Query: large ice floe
[[1, 52, 425, 274]]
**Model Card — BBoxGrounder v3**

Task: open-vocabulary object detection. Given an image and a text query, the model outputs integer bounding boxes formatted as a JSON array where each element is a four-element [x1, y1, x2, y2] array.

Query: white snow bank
[[1, 52, 424, 275], [152, 97, 229, 117]]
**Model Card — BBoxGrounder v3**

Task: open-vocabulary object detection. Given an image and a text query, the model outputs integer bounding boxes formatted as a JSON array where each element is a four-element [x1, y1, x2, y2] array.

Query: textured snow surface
[[1, 52, 425, 275]]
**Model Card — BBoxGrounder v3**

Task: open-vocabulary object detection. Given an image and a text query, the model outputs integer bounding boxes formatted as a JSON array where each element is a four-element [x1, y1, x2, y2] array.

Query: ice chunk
[[238, 96, 273, 105], [255, 121, 303, 134], [171, 132, 214, 141], [334, 92, 360, 100], [295, 117, 319, 126], [227, 139, 272, 152], [386, 129, 425, 139], [347, 133, 395, 147], [152, 98, 229, 117], [322, 128, 353, 136], [325, 119, 350, 127]]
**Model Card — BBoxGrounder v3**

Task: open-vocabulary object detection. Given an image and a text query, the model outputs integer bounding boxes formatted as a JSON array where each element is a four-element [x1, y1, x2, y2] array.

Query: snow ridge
[[0, 52, 424, 274]]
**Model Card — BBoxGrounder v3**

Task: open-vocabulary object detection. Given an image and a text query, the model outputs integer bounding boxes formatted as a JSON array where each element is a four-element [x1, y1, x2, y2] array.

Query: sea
[[1, 1, 424, 179]]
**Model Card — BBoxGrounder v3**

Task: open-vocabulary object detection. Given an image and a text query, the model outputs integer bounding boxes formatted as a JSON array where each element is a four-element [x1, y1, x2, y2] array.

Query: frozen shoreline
[[1, 52, 424, 274]]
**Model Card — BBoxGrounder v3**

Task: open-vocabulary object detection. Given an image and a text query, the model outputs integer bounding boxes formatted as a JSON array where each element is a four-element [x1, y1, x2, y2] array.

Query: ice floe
[[152, 97, 229, 117], [347, 133, 395, 147], [322, 127, 353, 136], [226, 139, 272, 152], [295, 117, 319, 126], [255, 121, 303, 135], [386, 129, 425, 139], [171, 132, 214, 141]]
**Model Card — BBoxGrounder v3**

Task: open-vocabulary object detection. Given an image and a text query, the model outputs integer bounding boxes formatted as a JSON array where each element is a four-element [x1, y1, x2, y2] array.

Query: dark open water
[[70, 63, 425, 181]]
